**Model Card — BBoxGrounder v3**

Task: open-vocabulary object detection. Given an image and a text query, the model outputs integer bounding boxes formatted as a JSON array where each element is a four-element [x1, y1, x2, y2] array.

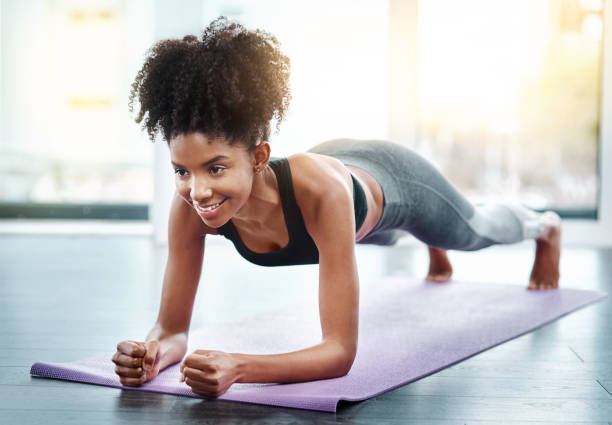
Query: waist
[[346, 165, 384, 241], [350, 173, 368, 232]]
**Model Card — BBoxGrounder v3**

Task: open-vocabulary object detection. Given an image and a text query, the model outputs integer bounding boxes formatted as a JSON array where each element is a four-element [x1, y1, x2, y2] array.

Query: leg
[[377, 148, 561, 289], [467, 204, 562, 290], [528, 211, 561, 290], [426, 246, 453, 283], [408, 190, 561, 290], [308, 139, 561, 289], [423, 207, 562, 288]]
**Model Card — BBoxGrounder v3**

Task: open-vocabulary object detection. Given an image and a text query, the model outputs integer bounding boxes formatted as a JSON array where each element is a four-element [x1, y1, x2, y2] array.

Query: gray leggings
[[307, 138, 545, 251]]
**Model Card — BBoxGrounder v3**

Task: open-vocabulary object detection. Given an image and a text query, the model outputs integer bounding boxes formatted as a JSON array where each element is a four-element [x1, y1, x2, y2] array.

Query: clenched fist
[[180, 349, 241, 397], [112, 340, 161, 386]]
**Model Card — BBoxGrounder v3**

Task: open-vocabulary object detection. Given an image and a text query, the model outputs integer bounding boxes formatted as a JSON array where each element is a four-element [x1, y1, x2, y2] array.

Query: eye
[[174, 168, 187, 177], [210, 166, 225, 175]]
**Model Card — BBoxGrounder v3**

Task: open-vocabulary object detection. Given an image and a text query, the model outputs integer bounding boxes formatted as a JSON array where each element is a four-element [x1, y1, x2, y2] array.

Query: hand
[[180, 349, 241, 398], [112, 339, 161, 386]]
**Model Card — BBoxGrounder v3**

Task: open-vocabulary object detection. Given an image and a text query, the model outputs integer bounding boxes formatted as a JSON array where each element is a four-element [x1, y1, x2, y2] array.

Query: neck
[[232, 165, 278, 228]]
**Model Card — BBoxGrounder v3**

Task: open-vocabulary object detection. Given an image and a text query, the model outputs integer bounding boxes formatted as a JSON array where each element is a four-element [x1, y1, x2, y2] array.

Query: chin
[[202, 215, 230, 228]]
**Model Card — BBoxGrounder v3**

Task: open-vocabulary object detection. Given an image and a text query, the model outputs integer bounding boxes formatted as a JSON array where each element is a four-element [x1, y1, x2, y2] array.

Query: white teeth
[[197, 200, 223, 212]]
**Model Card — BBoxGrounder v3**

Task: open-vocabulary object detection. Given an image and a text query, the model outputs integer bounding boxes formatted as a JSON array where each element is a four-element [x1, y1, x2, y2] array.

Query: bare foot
[[528, 211, 561, 291], [426, 246, 453, 283]]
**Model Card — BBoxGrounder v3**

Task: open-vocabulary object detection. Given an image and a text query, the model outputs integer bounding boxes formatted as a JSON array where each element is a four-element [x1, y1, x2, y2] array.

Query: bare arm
[[148, 191, 213, 369], [233, 165, 359, 382]]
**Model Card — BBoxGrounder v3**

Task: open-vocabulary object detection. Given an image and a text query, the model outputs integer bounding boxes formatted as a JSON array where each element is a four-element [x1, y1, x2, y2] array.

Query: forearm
[[233, 340, 355, 384]]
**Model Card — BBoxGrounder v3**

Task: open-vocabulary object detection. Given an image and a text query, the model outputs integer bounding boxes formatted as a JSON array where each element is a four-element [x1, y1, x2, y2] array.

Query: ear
[[253, 141, 271, 168]]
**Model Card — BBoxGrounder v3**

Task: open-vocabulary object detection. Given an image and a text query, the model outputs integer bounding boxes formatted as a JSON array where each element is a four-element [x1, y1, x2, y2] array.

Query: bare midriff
[[345, 165, 384, 242]]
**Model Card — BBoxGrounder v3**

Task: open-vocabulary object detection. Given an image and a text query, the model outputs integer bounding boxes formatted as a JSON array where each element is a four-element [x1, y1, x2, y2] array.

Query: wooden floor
[[1, 233, 611, 424]]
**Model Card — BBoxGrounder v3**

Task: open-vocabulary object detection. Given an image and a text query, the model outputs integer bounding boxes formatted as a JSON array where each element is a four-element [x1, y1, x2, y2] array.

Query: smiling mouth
[[195, 198, 227, 212]]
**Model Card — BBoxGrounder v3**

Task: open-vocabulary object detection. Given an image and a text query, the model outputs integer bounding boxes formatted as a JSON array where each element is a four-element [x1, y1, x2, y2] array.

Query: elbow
[[345, 345, 357, 373], [336, 351, 356, 377], [328, 341, 357, 377], [338, 361, 354, 377]]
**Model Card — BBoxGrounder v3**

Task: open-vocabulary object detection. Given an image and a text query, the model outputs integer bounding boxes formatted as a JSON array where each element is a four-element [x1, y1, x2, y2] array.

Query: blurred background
[[0, 0, 609, 245]]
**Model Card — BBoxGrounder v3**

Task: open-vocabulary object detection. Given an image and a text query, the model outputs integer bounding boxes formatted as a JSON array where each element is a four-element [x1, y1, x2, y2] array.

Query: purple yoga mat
[[31, 276, 607, 412]]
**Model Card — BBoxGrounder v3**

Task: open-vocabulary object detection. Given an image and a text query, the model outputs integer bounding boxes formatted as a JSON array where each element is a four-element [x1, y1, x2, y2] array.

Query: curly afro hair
[[129, 16, 291, 152]]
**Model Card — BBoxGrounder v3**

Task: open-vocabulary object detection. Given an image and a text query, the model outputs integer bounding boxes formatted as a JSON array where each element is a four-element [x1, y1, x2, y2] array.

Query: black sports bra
[[216, 157, 368, 266]]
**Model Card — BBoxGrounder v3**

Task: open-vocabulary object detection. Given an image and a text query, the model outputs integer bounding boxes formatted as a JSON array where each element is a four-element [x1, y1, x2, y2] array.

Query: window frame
[[564, 0, 612, 247], [0, 0, 154, 225], [0, 202, 148, 220]]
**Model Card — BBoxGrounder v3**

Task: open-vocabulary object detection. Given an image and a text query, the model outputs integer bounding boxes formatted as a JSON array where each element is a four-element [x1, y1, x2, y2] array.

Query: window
[[415, 0, 602, 217], [0, 0, 154, 219]]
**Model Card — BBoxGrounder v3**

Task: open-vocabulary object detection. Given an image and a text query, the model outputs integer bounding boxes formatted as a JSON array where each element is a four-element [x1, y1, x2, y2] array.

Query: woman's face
[[169, 132, 260, 227]]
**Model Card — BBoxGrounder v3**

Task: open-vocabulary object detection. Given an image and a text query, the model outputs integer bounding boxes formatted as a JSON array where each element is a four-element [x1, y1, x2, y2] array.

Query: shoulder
[[285, 152, 353, 224], [286, 152, 352, 199]]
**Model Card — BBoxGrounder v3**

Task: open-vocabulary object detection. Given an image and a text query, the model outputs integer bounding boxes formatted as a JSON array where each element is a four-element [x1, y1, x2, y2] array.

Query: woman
[[112, 17, 561, 398]]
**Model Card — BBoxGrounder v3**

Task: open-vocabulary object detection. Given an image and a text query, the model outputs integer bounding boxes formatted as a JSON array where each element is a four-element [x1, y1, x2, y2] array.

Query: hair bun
[[182, 35, 198, 43]]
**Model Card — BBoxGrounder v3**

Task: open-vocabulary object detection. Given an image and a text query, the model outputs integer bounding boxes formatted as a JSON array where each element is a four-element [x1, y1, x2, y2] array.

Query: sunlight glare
[[582, 13, 603, 40], [417, 0, 548, 133]]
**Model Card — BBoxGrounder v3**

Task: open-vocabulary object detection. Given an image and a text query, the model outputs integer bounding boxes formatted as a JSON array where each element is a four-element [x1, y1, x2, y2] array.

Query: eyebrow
[[171, 155, 229, 168]]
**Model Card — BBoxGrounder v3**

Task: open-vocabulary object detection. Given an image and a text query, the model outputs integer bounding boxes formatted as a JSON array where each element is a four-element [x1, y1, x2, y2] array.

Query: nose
[[189, 177, 213, 203]]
